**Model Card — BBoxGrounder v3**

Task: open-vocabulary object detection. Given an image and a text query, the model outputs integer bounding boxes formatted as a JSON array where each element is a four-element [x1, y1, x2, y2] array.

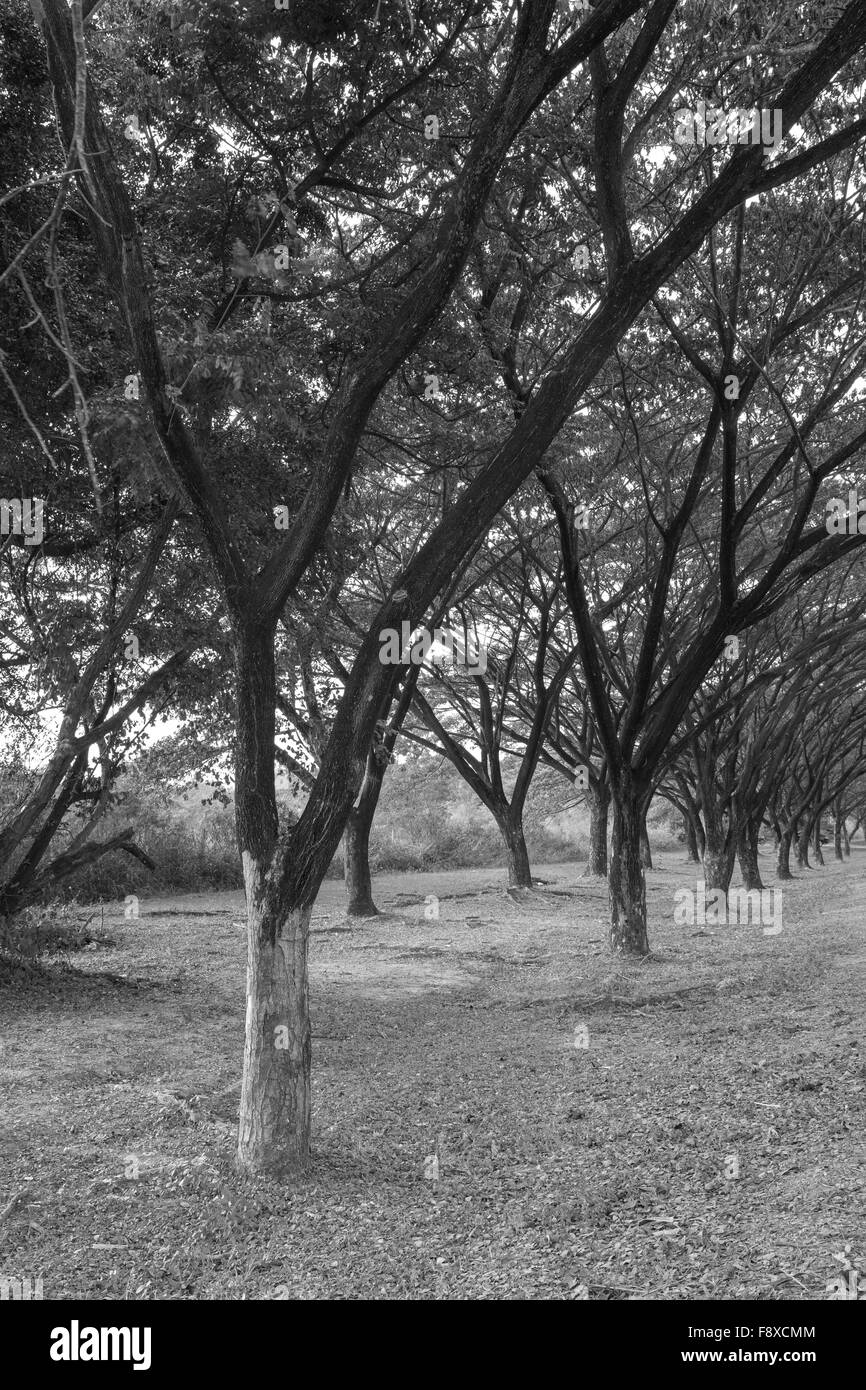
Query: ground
[[1, 849, 864, 1300]]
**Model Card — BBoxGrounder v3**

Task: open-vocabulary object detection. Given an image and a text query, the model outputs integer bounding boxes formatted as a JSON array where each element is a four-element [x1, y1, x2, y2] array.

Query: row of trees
[[3, 0, 866, 1173]]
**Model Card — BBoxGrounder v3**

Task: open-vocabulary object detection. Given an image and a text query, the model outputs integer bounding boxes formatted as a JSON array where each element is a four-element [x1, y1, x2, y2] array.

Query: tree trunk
[[343, 809, 378, 915], [834, 810, 844, 862], [736, 818, 764, 892], [343, 748, 386, 916], [812, 816, 825, 867], [237, 894, 312, 1175], [842, 819, 851, 858], [499, 811, 533, 887], [776, 829, 794, 880], [682, 813, 700, 863], [703, 804, 735, 893], [703, 843, 735, 893], [234, 624, 311, 1175], [638, 809, 653, 870], [795, 821, 810, 867], [694, 813, 706, 859], [608, 776, 649, 955], [585, 779, 609, 877]]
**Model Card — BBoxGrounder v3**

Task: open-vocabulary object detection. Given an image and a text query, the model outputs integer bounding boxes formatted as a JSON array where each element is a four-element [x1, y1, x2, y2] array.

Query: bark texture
[[736, 818, 764, 892], [343, 748, 387, 916], [683, 813, 700, 863], [776, 829, 794, 880], [812, 817, 825, 866], [237, 890, 312, 1175], [638, 809, 653, 870], [497, 811, 533, 888], [703, 805, 735, 893], [608, 777, 649, 954], [585, 779, 609, 877]]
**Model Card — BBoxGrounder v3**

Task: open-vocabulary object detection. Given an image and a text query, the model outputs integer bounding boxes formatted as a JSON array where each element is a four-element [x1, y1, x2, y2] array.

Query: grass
[[0, 850, 863, 1300]]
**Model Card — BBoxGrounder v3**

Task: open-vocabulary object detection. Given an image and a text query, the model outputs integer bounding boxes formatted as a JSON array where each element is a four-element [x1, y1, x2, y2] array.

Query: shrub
[[0, 899, 113, 973]]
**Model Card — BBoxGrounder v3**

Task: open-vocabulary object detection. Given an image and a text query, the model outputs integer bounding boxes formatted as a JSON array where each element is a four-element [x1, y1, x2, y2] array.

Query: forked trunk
[[736, 818, 764, 892], [608, 777, 649, 955]]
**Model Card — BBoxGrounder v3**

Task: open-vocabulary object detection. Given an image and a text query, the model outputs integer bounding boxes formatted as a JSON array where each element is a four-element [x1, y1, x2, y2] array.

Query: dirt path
[[1, 850, 863, 1299]]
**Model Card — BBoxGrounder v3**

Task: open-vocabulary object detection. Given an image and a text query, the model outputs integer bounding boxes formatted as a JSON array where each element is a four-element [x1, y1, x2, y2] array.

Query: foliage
[[0, 897, 110, 974]]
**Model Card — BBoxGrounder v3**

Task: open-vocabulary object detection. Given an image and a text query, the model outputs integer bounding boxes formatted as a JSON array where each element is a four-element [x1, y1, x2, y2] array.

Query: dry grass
[[0, 850, 863, 1300]]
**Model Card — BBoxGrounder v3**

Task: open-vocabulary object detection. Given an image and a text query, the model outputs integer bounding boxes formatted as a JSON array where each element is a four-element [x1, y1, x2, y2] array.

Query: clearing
[[1, 850, 864, 1300]]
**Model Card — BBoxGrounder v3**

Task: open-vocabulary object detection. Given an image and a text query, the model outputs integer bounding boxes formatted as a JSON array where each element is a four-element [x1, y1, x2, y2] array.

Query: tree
[[0, 503, 193, 914], [23, 0, 866, 1175]]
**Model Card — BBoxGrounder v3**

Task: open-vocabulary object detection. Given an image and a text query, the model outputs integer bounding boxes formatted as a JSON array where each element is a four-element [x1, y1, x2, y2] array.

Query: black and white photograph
[[1, 0, 864, 1335]]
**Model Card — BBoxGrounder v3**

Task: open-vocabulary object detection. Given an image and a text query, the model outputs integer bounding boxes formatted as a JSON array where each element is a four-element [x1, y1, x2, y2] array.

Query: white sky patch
[[215, 124, 241, 156]]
